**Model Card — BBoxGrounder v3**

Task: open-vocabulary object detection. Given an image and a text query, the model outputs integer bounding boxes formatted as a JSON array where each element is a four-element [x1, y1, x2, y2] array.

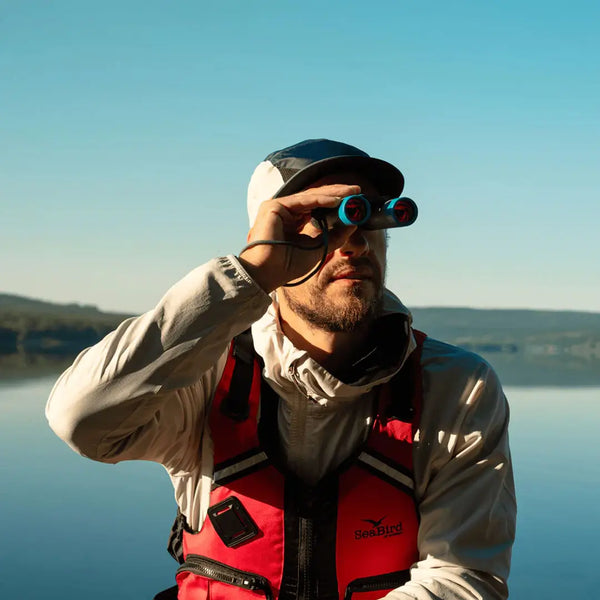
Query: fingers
[[257, 184, 362, 236], [277, 184, 362, 214], [249, 183, 362, 242]]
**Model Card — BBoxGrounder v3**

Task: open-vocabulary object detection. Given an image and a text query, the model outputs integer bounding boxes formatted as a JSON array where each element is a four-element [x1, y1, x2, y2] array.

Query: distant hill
[[409, 307, 600, 386], [0, 293, 130, 319], [410, 306, 600, 338], [0, 293, 132, 358], [410, 306, 600, 357], [1, 293, 600, 385]]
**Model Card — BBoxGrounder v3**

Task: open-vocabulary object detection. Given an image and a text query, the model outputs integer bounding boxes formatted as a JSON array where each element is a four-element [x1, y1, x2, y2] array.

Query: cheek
[[367, 232, 387, 263]]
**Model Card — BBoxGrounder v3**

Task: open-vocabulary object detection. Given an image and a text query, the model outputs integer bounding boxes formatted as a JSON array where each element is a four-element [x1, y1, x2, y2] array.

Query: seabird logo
[[355, 516, 403, 541], [362, 517, 386, 528]]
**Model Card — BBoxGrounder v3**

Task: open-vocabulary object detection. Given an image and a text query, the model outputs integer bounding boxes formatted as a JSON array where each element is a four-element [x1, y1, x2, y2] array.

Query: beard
[[281, 263, 384, 333]]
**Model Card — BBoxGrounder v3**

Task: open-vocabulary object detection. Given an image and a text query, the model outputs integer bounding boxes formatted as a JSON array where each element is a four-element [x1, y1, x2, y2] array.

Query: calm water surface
[[1, 377, 598, 599]]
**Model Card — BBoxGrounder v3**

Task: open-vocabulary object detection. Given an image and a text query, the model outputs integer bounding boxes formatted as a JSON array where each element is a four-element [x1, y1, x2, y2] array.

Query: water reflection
[[3, 349, 600, 387], [1, 378, 598, 599], [0, 353, 74, 383]]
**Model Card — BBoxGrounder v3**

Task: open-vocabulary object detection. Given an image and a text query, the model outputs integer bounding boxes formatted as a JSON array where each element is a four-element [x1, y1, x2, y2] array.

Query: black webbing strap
[[219, 328, 255, 422], [166, 508, 188, 564], [387, 330, 426, 422]]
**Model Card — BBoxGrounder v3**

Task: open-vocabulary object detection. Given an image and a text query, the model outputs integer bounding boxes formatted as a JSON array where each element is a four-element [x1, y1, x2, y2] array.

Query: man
[[47, 139, 516, 599]]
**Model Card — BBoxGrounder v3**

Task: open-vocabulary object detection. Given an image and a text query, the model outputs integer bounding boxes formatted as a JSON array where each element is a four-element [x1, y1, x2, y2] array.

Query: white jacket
[[46, 255, 516, 600]]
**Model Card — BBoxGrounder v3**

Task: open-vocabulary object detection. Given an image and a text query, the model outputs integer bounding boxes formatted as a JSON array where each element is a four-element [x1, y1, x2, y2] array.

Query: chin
[[329, 278, 377, 300], [281, 280, 383, 333]]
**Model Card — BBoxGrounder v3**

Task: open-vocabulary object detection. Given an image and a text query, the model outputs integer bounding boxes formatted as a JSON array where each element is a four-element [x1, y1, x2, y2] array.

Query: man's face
[[280, 172, 387, 333]]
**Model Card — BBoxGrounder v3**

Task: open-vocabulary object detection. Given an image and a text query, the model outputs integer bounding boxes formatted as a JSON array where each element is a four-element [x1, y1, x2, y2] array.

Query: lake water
[[1, 377, 599, 599]]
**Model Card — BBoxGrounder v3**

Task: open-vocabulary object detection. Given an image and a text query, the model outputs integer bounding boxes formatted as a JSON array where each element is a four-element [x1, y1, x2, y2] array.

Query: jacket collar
[[251, 288, 415, 405]]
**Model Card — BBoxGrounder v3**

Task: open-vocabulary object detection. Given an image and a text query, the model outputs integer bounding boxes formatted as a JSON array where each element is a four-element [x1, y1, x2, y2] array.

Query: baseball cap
[[247, 139, 405, 226]]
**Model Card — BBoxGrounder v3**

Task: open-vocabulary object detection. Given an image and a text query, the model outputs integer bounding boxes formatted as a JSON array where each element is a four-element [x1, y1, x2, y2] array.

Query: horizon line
[[2, 290, 600, 317]]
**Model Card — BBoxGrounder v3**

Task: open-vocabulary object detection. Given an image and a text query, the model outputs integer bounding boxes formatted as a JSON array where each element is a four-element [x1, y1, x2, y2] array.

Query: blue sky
[[2, 1, 599, 313]]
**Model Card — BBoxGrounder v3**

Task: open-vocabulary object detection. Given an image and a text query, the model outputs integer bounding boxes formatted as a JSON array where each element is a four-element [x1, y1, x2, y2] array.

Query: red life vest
[[176, 330, 426, 600]]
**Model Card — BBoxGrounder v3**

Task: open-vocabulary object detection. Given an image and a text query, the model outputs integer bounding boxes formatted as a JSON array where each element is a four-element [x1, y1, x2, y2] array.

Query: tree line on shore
[[2, 293, 600, 385]]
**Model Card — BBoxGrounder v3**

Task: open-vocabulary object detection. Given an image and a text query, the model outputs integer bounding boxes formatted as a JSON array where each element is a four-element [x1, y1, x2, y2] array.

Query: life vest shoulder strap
[[362, 329, 427, 479], [386, 328, 427, 424], [217, 328, 257, 422], [210, 329, 264, 466]]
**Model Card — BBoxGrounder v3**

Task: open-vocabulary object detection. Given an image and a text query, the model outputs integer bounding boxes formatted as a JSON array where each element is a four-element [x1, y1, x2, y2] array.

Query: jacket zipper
[[344, 570, 411, 600], [177, 554, 273, 600], [298, 516, 314, 599]]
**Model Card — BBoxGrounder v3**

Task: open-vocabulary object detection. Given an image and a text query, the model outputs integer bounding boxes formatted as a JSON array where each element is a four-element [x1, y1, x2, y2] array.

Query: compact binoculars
[[312, 194, 418, 230]]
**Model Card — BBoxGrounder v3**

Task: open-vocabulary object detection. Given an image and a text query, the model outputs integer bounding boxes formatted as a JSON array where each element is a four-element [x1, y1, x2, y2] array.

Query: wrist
[[237, 253, 280, 294]]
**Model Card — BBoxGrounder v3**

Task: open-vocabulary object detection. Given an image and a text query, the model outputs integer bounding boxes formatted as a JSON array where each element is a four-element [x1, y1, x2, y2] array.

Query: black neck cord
[[239, 217, 329, 287]]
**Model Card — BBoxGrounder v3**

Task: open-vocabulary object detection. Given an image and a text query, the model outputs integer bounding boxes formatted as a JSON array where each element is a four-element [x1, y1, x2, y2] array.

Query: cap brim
[[272, 155, 405, 198]]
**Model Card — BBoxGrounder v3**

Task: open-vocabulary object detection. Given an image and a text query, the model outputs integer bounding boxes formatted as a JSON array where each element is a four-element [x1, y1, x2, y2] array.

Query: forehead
[[304, 171, 381, 195]]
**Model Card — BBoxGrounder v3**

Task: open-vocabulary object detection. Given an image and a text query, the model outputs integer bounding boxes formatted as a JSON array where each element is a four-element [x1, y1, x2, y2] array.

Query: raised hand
[[238, 184, 361, 292]]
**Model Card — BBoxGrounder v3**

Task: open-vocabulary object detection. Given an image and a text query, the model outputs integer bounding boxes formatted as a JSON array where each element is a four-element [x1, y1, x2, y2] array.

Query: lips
[[323, 256, 381, 285], [330, 267, 374, 281]]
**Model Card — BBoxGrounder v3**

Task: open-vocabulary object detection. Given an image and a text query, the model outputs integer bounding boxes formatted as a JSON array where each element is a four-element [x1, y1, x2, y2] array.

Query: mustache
[[322, 256, 383, 282]]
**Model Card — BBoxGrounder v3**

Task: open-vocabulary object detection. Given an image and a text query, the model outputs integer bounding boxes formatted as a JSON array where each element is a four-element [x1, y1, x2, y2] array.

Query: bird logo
[[361, 516, 386, 528]]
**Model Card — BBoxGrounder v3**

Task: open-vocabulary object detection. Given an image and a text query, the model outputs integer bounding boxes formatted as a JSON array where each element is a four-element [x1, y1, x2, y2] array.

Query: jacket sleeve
[[46, 255, 271, 472], [384, 340, 516, 600]]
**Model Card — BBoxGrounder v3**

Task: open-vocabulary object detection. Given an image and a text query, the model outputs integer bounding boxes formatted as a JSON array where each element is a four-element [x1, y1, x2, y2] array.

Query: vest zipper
[[298, 516, 315, 599], [177, 554, 273, 599], [344, 570, 411, 599]]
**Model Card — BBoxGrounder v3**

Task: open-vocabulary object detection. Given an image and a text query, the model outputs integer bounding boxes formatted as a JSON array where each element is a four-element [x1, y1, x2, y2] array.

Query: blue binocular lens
[[313, 195, 418, 230]]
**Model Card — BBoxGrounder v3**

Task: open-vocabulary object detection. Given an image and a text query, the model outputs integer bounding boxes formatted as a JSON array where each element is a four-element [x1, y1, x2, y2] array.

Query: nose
[[339, 228, 369, 257]]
